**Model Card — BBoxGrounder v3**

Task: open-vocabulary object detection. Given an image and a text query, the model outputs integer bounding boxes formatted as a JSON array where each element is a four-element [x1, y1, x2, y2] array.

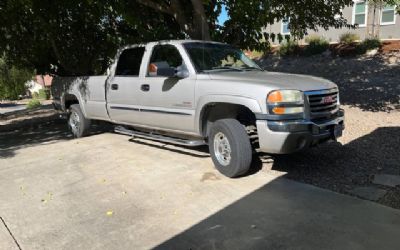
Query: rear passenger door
[[107, 46, 145, 125]]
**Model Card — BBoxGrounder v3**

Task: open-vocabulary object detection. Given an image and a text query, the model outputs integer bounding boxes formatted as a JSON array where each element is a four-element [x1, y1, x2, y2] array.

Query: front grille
[[306, 88, 339, 121]]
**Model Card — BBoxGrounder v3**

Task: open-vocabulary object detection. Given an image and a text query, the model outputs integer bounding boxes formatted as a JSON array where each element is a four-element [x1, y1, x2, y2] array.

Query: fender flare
[[195, 95, 262, 134]]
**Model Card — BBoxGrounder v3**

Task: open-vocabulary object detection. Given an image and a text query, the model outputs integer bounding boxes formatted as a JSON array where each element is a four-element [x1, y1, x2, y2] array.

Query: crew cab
[[52, 40, 344, 177]]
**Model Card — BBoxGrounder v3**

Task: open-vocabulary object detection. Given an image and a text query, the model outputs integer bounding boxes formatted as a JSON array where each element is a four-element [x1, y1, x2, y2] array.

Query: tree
[[0, 56, 34, 100], [0, 0, 355, 76]]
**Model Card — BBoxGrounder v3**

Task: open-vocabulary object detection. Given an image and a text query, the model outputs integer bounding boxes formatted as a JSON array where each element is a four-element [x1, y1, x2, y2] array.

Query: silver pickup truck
[[52, 40, 344, 177]]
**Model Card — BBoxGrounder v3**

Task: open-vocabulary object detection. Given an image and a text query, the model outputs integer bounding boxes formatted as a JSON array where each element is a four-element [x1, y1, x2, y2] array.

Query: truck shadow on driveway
[[0, 120, 111, 159], [269, 126, 400, 203]]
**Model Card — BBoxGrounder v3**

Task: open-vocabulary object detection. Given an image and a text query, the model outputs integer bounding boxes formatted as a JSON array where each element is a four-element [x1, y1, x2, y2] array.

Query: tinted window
[[149, 45, 183, 70], [115, 47, 145, 76]]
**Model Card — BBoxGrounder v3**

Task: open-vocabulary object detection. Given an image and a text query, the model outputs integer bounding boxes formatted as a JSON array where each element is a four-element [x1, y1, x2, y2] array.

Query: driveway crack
[[0, 216, 22, 250]]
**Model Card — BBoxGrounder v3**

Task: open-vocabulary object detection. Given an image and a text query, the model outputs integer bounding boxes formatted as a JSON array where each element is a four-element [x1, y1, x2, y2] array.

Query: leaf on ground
[[106, 210, 113, 216]]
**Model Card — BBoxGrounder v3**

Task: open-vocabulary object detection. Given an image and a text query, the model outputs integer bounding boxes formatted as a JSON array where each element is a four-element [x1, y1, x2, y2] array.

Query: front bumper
[[256, 109, 344, 154]]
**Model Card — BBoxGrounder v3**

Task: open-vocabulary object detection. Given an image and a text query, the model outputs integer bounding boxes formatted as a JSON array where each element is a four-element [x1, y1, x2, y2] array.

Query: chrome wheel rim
[[213, 132, 232, 166], [69, 111, 80, 135]]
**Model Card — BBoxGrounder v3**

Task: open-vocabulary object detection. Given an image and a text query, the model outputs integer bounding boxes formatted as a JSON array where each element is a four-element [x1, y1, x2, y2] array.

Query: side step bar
[[114, 126, 206, 147]]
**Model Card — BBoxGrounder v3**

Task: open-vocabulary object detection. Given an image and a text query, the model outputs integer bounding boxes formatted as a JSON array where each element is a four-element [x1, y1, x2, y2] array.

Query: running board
[[114, 126, 206, 147]]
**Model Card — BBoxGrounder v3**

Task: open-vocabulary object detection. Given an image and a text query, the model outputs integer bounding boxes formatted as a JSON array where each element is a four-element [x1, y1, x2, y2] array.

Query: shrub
[[304, 35, 329, 56], [279, 40, 300, 56], [32, 92, 39, 99], [0, 56, 33, 100], [339, 32, 360, 44], [27, 99, 41, 109], [38, 89, 50, 100], [358, 38, 382, 53]]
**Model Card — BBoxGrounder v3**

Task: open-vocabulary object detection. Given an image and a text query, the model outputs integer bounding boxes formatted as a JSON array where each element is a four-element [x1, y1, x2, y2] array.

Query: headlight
[[267, 90, 304, 115], [267, 90, 304, 103]]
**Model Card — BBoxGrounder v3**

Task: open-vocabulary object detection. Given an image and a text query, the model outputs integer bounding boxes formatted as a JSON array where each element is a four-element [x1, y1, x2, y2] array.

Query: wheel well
[[64, 94, 79, 110], [200, 103, 256, 137]]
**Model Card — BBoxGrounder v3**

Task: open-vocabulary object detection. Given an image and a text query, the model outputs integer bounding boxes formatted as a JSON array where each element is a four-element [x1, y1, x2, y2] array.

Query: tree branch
[[136, 0, 173, 15]]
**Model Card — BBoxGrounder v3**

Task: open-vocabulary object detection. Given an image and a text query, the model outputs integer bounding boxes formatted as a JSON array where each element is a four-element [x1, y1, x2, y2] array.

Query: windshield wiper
[[239, 65, 263, 71], [205, 66, 244, 72]]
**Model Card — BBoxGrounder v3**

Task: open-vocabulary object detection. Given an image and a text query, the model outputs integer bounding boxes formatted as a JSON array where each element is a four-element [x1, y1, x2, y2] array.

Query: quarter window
[[381, 5, 396, 25], [353, 1, 367, 27], [115, 47, 145, 76]]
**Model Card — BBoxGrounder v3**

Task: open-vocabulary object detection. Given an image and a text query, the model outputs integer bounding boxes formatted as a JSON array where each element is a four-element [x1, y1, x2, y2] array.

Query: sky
[[217, 5, 228, 25]]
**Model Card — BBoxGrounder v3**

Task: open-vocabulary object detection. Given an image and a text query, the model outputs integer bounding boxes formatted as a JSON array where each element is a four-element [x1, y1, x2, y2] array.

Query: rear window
[[115, 47, 145, 76]]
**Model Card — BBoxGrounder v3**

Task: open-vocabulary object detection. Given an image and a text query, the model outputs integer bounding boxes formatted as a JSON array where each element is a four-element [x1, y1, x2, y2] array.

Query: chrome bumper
[[256, 109, 345, 154]]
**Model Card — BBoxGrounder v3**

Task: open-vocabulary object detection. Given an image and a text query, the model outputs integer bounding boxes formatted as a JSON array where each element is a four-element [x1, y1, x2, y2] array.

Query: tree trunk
[[190, 0, 211, 40]]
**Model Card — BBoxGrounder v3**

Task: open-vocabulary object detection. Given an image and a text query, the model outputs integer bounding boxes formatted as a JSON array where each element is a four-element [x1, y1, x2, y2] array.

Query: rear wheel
[[208, 119, 253, 178], [68, 104, 91, 138]]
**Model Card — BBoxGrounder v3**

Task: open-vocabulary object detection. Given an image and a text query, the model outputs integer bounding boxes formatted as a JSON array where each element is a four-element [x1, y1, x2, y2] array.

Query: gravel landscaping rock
[[373, 174, 400, 188], [259, 53, 400, 209], [349, 186, 387, 201]]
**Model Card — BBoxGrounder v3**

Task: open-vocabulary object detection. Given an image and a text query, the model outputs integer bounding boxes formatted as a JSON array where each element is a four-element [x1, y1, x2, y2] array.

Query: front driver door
[[139, 44, 196, 133]]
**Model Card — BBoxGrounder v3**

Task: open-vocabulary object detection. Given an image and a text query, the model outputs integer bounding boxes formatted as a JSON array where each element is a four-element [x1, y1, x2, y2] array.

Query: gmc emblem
[[321, 96, 334, 104]]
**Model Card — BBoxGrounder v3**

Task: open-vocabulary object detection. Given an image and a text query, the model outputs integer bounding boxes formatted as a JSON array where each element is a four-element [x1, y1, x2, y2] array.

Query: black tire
[[208, 119, 253, 178], [68, 104, 91, 138]]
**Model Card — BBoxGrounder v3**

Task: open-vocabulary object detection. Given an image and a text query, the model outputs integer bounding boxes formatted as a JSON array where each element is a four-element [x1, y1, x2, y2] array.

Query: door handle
[[111, 84, 119, 90], [141, 84, 150, 92]]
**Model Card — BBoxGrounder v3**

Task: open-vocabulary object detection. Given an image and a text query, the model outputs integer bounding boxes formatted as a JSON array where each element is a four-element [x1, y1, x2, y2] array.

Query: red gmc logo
[[321, 96, 334, 104]]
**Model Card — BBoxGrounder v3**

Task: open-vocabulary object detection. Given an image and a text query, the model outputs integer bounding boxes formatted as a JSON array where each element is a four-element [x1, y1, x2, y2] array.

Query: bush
[[0, 56, 33, 100], [27, 99, 41, 109], [279, 40, 300, 56], [38, 89, 50, 100], [339, 32, 360, 44], [358, 38, 382, 52], [32, 92, 39, 99], [304, 35, 329, 56]]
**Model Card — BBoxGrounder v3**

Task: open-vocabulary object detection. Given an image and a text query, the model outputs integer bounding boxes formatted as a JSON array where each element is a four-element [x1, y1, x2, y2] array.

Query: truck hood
[[208, 70, 337, 91]]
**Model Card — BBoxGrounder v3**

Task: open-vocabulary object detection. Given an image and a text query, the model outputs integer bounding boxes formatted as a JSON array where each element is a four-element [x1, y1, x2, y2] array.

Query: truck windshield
[[183, 42, 262, 73]]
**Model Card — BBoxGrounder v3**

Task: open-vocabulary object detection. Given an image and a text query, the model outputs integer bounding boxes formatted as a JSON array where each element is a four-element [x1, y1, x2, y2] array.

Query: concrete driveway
[[1, 124, 400, 250]]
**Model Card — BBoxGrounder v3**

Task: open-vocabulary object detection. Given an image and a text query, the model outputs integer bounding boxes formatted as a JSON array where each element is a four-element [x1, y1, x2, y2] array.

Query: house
[[26, 75, 53, 96], [265, 1, 400, 43]]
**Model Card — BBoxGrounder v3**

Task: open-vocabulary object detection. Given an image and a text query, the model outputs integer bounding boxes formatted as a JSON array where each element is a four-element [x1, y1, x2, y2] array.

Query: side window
[[148, 45, 183, 76], [115, 47, 145, 76]]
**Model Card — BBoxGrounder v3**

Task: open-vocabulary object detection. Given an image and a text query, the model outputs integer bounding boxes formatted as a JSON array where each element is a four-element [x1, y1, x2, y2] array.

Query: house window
[[282, 18, 290, 34], [353, 1, 367, 27], [381, 5, 396, 25]]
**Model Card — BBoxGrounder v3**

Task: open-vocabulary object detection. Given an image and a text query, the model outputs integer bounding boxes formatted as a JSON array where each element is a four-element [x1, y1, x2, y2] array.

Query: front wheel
[[68, 104, 91, 138], [208, 119, 253, 178]]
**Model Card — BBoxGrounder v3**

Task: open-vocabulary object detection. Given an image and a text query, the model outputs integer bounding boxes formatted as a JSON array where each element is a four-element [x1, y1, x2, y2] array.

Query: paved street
[[1, 124, 400, 250]]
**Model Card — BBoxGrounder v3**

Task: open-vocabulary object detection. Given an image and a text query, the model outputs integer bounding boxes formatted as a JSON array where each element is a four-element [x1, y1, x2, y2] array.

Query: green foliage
[[0, 0, 355, 76], [339, 33, 360, 44], [361, 38, 382, 50], [304, 35, 329, 56], [27, 99, 41, 109], [356, 38, 382, 54], [38, 89, 50, 100], [0, 56, 33, 100], [32, 92, 39, 99], [279, 40, 300, 56]]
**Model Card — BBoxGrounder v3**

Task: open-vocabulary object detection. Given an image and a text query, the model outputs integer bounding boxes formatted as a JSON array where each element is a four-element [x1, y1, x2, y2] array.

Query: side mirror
[[106, 67, 111, 76], [176, 65, 189, 79]]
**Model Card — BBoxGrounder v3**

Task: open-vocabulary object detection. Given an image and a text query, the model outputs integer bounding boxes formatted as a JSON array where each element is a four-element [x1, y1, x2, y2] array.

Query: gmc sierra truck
[[52, 40, 344, 178]]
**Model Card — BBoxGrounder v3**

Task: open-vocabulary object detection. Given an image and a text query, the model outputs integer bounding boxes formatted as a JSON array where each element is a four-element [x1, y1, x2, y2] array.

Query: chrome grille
[[306, 88, 339, 121]]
